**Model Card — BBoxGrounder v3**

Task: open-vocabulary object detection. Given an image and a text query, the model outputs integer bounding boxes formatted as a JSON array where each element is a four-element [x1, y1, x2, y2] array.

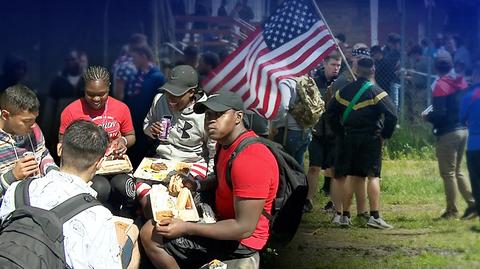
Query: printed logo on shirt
[[91, 116, 121, 141], [181, 121, 193, 139]]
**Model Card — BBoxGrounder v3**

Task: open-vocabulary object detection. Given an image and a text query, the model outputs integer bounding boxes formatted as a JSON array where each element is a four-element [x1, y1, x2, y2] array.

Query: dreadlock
[[83, 66, 110, 85]]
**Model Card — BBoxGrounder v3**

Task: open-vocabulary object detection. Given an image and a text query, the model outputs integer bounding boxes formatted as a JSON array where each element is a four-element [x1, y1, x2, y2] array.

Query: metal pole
[[103, 0, 110, 66], [399, 0, 406, 123], [311, 0, 356, 81], [426, 4, 433, 105], [370, 0, 379, 46], [152, 0, 160, 66]]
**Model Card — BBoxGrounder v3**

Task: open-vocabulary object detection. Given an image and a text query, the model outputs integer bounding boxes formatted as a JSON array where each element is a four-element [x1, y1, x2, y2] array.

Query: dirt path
[[267, 203, 480, 268]]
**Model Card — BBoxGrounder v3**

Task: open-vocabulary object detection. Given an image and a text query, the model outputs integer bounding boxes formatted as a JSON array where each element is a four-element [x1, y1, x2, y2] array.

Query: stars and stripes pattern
[[202, 0, 336, 119]]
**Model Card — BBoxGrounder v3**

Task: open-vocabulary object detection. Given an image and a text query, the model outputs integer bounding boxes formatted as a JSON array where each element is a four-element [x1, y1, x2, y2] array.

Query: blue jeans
[[274, 128, 312, 166]]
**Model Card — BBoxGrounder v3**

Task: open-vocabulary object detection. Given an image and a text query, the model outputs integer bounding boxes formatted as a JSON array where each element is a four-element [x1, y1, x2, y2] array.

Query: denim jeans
[[274, 128, 312, 167]]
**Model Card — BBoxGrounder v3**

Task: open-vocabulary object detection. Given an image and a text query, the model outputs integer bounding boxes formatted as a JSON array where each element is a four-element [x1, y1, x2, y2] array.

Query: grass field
[[268, 159, 480, 269]]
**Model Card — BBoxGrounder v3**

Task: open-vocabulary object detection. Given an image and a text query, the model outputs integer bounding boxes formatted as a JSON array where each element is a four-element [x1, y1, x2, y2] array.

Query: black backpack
[[0, 178, 101, 269], [224, 137, 308, 248]]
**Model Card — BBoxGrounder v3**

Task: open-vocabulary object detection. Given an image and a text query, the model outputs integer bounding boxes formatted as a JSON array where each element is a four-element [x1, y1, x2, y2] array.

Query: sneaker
[[461, 205, 478, 220], [339, 215, 351, 227], [303, 199, 314, 213], [323, 201, 334, 212], [331, 213, 342, 225], [366, 216, 393, 229]]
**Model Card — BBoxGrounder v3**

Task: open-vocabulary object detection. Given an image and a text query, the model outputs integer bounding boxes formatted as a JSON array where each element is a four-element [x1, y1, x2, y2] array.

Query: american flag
[[202, 0, 336, 119]]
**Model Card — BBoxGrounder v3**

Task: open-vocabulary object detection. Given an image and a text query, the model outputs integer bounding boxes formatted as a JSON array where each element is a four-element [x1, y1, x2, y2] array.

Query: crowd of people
[[0, 25, 479, 268]]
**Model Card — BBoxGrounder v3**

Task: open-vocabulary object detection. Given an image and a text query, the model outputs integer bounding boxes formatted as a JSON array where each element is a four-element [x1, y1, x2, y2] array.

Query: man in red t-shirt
[[59, 66, 136, 216], [140, 92, 279, 268]]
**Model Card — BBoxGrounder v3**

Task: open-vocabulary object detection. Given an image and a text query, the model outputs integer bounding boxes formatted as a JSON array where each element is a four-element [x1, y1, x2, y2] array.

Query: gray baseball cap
[[161, 65, 199, 96], [193, 91, 244, 114]]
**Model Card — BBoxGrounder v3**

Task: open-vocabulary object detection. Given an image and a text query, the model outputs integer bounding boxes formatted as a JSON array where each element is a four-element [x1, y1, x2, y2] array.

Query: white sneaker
[[367, 216, 393, 229], [331, 214, 342, 225], [339, 215, 351, 227]]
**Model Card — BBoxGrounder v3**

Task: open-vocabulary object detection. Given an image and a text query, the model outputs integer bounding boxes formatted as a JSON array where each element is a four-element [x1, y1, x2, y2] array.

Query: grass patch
[[268, 159, 477, 268], [384, 122, 436, 160]]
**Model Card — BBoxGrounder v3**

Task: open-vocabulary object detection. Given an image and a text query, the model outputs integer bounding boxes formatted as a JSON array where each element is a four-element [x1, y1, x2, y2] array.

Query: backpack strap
[[224, 137, 275, 221], [341, 81, 372, 125], [225, 137, 261, 190], [51, 193, 101, 224], [14, 178, 34, 208]]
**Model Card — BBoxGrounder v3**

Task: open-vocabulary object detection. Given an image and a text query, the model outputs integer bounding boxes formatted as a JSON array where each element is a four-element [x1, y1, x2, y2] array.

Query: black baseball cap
[[193, 91, 244, 114], [160, 65, 198, 96]]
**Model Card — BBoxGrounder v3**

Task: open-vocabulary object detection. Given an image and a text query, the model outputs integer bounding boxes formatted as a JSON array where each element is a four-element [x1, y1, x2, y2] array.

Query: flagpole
[[311, 0, 357, 81]]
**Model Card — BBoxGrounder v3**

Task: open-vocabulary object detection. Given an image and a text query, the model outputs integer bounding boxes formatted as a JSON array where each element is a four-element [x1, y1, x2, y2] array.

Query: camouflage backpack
[[289, 76, 325, 128]]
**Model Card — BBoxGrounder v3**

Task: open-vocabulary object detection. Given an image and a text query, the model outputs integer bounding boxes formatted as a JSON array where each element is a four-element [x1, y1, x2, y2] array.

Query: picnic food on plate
[[151, 162, 168, 171], [134, 158, 194, 182], [175, 162, 191, 174], [176, 187, 192, 210], [150, 185, 200, 222], [155, 210, 174, 222], [100, 157, 128, 170], [168, 174, 184, 196], [96, 155, 133, 175]]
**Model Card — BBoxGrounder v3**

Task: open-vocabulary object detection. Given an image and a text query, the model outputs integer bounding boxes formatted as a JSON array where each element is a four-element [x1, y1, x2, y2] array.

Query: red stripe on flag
[[203, 29, 262, 89], [232, 76, 248, 93], [250, 25, 327, 97], [257, 31, 333, 114], [209, 58, 246, 94], [202, 1, 337, 120], [247, 27, 328, 111], [265, 44, 337, 118]]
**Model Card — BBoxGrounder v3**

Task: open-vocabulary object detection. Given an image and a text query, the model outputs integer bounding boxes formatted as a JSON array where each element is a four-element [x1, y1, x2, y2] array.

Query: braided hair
[[83, 66, 111, 85]]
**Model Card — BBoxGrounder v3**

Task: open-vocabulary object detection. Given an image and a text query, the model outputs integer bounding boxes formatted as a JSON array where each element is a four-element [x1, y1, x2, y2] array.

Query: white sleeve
[[271, 79, 296, 126], [205, 137, 217, 177], [143, 93, 164, 139], [0, 182, 18, 223], [87, 212, 123, 269]]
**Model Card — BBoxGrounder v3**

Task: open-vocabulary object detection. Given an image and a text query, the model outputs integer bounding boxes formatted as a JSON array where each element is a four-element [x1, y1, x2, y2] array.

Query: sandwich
[[155, 210, 174, 222], [168, 174, 184, 196], [176, 187, 192, 210]]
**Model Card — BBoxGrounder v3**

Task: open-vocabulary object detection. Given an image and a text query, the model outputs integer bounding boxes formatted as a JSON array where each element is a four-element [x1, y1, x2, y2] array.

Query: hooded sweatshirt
[[0, 124, 58, 197], [426, 71, 468, 136], [143, 93, 216, 178]]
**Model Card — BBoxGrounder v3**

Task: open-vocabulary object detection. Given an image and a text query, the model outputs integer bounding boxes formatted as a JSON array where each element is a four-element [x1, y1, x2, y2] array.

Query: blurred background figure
[[44, 49, 85, 160], [112, 33, 148, 101], [0, 54, 28, 91]]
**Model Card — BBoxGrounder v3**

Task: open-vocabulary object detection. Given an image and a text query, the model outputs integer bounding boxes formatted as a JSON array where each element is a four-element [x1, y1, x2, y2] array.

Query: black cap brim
[[193, 101, 232, 114], [160, 82, 192, 96]]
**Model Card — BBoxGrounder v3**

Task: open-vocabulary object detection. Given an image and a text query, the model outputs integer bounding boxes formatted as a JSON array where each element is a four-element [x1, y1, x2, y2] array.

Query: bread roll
[[176, 188, 192, 210], [168, 174, 184, 196], [175, 162, 191, 174]]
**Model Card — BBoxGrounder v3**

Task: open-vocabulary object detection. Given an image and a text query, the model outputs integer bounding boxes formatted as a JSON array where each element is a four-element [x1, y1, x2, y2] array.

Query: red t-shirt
[[60, 96, 134, 142], [215, 131, 279, 250]]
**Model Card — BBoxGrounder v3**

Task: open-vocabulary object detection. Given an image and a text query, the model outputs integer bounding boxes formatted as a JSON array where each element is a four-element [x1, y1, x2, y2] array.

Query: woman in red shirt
[[59, 66, 136, 217]]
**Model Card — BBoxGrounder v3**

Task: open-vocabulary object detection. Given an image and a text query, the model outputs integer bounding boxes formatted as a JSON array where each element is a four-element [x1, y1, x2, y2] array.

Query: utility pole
[[425, 0, 435, 105], [399, 0, 406, 123]]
